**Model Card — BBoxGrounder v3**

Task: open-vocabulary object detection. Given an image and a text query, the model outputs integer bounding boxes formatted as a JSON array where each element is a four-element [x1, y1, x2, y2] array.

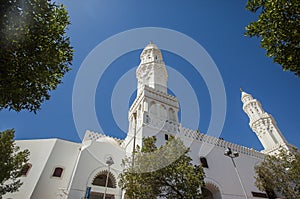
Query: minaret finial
[[149, 40, 153, 44]]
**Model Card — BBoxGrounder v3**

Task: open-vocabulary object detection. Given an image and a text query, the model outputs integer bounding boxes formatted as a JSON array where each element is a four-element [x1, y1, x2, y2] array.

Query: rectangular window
[[251, 192, 268, 198], [200, 157, 208, 168], [20, 163, 32, 176], [52, 167, 63, 177], [165, 134, 169, 141]]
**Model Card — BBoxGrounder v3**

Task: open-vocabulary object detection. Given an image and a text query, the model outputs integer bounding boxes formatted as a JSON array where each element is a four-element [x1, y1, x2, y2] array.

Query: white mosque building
[[4, 43, 295, 199]]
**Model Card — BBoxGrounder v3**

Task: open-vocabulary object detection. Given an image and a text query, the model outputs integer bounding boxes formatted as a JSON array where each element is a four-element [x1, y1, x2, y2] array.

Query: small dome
[[96, 136, 120, 148], [241, 91, 249, 98], [140, 41, 163, 63], [143, 41, 159, 51], [240, 88, 253, 103]]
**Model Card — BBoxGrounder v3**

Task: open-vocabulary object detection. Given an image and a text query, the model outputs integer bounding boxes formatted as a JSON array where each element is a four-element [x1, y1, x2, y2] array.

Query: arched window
[[20, 163, 32, 176], [159, 105, 167, 119], [168, 108, 176, 121], [92, 170, 116, 188], [52, 167, 64, 177], [149, 101, 157, 117]]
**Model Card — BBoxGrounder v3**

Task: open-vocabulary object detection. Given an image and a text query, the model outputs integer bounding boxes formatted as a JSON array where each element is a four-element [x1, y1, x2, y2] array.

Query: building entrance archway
[[202, 181, 222, 199]]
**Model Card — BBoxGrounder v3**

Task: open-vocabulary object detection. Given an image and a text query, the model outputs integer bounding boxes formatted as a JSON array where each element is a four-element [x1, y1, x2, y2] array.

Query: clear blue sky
[[1, 0, 299, 151]]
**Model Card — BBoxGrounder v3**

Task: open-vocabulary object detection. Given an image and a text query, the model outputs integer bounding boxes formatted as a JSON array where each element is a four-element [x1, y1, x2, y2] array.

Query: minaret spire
[[136, 42, 168, 94], [241, 90, 294, 155]]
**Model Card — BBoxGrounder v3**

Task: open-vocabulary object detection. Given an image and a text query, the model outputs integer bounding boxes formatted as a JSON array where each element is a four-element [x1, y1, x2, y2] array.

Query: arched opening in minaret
[[168, 108, 176, 122], [159, 104, 167, 119], [149, 101, 158, 117]]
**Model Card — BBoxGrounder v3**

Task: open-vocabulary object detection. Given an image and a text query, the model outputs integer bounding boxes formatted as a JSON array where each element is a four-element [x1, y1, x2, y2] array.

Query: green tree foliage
[[119, 136, 205, 199], [0, 129, 29, 196], [245, 0, 300, 76], [0, 0, 73, 112], [255, 148, 300, 199]]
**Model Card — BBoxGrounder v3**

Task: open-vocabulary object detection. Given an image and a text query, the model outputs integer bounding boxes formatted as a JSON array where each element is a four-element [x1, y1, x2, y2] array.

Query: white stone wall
[[67, 138, 125, 199], [3, 139, 80, 199], [5, 130, 268, 199]]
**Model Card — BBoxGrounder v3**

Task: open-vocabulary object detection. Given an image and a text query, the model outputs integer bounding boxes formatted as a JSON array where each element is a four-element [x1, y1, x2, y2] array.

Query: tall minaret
[[241, 89, 293, 155], [123, 42, 180, 154]]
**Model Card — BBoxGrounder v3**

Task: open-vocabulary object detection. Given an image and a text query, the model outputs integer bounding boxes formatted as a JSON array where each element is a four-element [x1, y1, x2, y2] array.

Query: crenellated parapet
[[84, 125, 265, 159], [178, 126, 265, 159], [83, 130, 124, 146], [129, 85, 179, 116], [139, 117, 265, 159]]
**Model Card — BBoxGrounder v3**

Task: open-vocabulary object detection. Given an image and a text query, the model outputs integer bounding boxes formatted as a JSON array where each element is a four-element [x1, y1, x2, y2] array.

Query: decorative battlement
[[129, 85, 179, 115], [143, 118, 265, 159], [178, 127, 265, 159], [83, 130, 105, 141], [83, 130, 124, 146], [144, 85, 178, 103], [84, 122, 264, 159]]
